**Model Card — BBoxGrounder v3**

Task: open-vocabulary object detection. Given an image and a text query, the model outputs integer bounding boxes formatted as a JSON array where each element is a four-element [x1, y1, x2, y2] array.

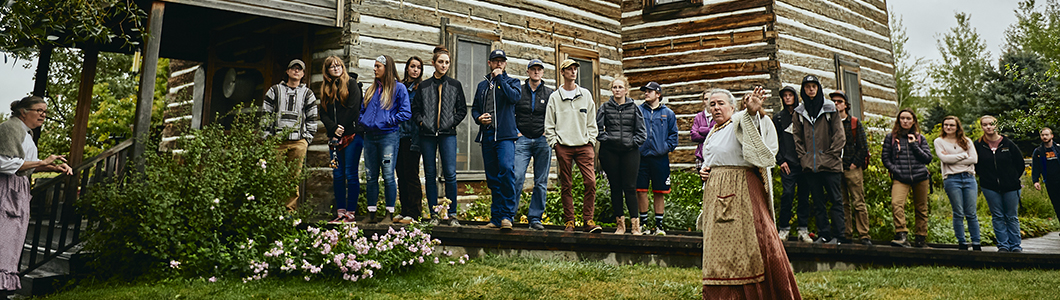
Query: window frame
[[833, 53, 863, 119], [443, 25, 500, 178], [642, 0, 702, 21], [556, 44, 601, 106]]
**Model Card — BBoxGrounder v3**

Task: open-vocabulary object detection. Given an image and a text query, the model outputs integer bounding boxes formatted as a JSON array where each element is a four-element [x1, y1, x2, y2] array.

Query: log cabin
[[159, 0, 897, 208]]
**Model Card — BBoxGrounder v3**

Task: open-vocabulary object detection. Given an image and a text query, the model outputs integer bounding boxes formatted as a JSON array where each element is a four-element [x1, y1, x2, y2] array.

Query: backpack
[[850, 116, 870, 167]]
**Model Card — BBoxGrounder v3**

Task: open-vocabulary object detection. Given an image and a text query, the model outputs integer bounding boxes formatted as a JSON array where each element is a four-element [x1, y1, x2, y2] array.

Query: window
[[834, 54, 863, 119], [558, 45, 600, 105], [642, 0, 702, 21], [453, 38, 491, 172]]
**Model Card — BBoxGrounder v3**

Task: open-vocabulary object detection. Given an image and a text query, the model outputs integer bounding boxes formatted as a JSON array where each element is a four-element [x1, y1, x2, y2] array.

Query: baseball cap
[[640, 81, 662, 93], [489, 49, 507, 60], [829, 90, 847, 100], [527, 59, 544, 69], [559, 59, 579, 70], [288, 59, 306, 69]]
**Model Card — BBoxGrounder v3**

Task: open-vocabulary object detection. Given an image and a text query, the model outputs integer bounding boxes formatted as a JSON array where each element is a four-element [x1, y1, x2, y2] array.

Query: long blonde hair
[[319, 56, 350, 112], [364, 55, 399, 110]]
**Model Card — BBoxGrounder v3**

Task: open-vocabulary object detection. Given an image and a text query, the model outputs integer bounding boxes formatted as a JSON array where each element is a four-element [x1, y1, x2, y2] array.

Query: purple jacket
[[691, 111, 715, 161]]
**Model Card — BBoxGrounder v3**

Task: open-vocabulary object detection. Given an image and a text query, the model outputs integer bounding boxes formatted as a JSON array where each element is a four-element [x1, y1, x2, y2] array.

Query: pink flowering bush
[[238, 222, 467, 282]]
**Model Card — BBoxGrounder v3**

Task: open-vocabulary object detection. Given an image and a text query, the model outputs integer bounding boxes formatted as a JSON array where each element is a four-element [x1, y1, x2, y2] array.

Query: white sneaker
[[655, 228, 667, 236], [797, 227, 813, 243], [778, 227, 790, 241]]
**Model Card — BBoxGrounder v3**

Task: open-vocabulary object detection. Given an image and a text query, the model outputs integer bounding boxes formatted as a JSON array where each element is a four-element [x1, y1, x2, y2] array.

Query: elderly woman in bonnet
[[697, 88, 800, 299], [0, 96, 72, 296]]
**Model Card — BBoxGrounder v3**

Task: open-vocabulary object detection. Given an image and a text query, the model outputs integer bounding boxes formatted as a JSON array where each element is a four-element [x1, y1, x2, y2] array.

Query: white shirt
[[0, 121, 39, 176], [702, 110, 777, 168]]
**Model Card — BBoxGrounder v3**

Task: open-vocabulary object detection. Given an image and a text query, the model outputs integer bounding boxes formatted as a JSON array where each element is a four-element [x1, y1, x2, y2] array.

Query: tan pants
[[842, 167, 870, 239], [278, 139, 308, 210], [891, 179, 930, 236]]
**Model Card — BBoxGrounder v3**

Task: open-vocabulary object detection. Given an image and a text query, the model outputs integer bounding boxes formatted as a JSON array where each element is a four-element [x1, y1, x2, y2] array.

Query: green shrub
[[81, 111, 308, 278]]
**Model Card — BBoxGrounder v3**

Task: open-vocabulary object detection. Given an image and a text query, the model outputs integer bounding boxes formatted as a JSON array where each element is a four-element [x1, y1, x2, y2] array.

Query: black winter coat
[[842, 116, 868, 170], [411, 75, 468, 136], [975, 135, 1025, 192], [882, 132, 933, 184], [515, 80, 553, 139], [319, 79, 364, 139], [773, 108, 801, 170], [596, 97, 646, 151]]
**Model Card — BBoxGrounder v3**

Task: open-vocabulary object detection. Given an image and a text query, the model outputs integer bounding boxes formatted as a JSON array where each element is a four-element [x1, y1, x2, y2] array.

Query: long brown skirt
[[703, 168, 800, 300]]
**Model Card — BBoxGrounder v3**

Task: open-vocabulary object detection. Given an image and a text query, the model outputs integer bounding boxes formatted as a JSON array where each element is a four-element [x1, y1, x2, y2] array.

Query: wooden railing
[[19, 139, 133, 275]]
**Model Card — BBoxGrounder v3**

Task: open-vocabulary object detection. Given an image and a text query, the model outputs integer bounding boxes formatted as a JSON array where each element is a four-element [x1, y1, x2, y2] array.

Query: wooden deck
[[359, 222, 1060, 271]]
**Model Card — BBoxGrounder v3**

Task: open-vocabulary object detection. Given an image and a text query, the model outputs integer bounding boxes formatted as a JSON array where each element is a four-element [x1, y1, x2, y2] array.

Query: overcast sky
[[0, 1, 1031, 116]]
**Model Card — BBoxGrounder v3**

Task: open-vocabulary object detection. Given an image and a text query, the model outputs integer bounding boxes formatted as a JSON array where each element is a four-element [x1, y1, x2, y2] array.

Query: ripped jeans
[[364, 131, 400, 209]]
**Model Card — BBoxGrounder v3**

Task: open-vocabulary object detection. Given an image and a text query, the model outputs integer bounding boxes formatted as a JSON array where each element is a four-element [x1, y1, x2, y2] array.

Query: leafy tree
[[890, 9, 929, 112], [1005, 0, 1060, 64], [928, 12, 991, 122], [0, 0, 146, 56]]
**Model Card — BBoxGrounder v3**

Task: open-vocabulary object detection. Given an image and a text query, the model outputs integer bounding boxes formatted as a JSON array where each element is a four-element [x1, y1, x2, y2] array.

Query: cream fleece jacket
[[544, 85, 598, 148]]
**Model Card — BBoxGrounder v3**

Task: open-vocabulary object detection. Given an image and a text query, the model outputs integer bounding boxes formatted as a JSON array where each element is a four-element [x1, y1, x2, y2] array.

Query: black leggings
[[599, 146, 640, 219]]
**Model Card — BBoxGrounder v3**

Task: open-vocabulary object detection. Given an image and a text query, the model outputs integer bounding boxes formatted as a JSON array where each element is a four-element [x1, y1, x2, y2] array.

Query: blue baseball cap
[[527, 59, 544, 69], [489, 49, 507, 61], [640, 81, 662, 93]]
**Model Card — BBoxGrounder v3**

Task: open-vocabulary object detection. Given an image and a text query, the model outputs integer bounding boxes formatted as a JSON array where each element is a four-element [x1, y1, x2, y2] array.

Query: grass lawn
[[35, 256, 1060, 300]]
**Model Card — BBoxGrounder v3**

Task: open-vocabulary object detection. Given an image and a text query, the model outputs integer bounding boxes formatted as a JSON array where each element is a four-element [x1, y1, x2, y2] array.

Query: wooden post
[[68, 48, 98, 169], [66, 47, 98, 203], [31, 45, 53, 144], [132, 1, 165, 167]]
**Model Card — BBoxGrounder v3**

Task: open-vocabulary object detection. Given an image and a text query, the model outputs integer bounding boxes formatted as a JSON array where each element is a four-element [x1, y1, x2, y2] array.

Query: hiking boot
[[585, 220, 602, 233], [614, 216, 626, 235], [958, 243, 969, 251], [778, 227, 790, 241], [860, 238, 873, 246], [797, 227, 813, 243], [501, 219, 513, 231], [448, 218, 461, 226], [972, 244, 982, 251], [379, 212, 395, 225], [890, 232, 910, 248], [398, 216, 414, 224], [912, 235, 928, 248], [630, 218, 642, 235], [529, 221, 545, 231], [392, 214, 405, 222], [481, 222, 500, 229], [428, 213, 439, 226], [367, 211, 378, 224], [564, 220, 576, 232]]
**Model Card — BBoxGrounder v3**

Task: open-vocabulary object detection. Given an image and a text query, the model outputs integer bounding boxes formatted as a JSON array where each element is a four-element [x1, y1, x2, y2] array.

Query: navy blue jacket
[[1032, 142, 1060, 184], [472, 71, 521, 142], [638, 102, 678, 157]]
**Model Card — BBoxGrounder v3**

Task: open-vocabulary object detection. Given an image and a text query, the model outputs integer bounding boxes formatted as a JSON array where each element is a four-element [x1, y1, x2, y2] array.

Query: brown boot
[[631, 218, 642, 235], [614, 216, 626, 235]]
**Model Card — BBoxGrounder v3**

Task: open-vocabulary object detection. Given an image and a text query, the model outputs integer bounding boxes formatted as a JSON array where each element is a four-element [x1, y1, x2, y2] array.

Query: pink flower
[[169, 260, 181, 269], [208, 276, 217, 282]]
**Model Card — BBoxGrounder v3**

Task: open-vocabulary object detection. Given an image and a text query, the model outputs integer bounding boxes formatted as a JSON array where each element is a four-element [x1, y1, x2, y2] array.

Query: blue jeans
[[363, 131, 399, 210], [943, 172, 981, 244], [420, 135, 458, 216], [482, 130, 517, 224], [513, 135, 551, 223], [333, 135, 363, 212], [982, 188, 1022, 251]]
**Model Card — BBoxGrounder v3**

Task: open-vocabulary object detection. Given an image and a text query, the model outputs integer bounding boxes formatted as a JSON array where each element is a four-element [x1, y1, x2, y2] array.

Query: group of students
[[260, 46, 682, 234], [772, 75, 1054, 252]]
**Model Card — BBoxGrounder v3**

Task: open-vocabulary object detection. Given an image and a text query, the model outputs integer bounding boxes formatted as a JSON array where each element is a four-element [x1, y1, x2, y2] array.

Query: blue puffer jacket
[[638, 102, 678, 157], [359, 81, 411, 135], [472, 71, 522, 142]]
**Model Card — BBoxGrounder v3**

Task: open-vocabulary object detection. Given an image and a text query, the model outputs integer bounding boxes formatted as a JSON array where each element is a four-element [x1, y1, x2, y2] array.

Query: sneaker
[[860, 238, 873, 246], [958, 243, 969, 251], [998, 248, 1011, 253], [826, 238, 840, 245], [328, 214, 349, 224], [1012, 248, 1023, 253], [501, 219, 513, 231], [814, 237, 830, 244], [654, 228, 667, 236], [448, 218, 461, 226], [398, 216, 414, 224], [392, 214, 405, 222], [428, 218, 439, 226], [564, 220, 575, 232], [481, 222, 500, 229], [778, 227, 790, 241], [972, 244, 982, 251], [529, 222, 545, 231], [585, 220, 602, 233], [797, 229, 813, 243], [890, 232, 910, 248]]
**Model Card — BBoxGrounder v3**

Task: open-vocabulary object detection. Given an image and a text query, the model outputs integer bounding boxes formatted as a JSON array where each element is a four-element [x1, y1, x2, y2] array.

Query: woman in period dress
[[698, 88, 800, 299], [1, 96, 73, 297]]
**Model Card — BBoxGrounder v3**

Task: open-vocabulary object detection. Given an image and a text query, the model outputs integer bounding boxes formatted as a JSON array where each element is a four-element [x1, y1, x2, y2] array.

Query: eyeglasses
[[24, 108, 46, 115]]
